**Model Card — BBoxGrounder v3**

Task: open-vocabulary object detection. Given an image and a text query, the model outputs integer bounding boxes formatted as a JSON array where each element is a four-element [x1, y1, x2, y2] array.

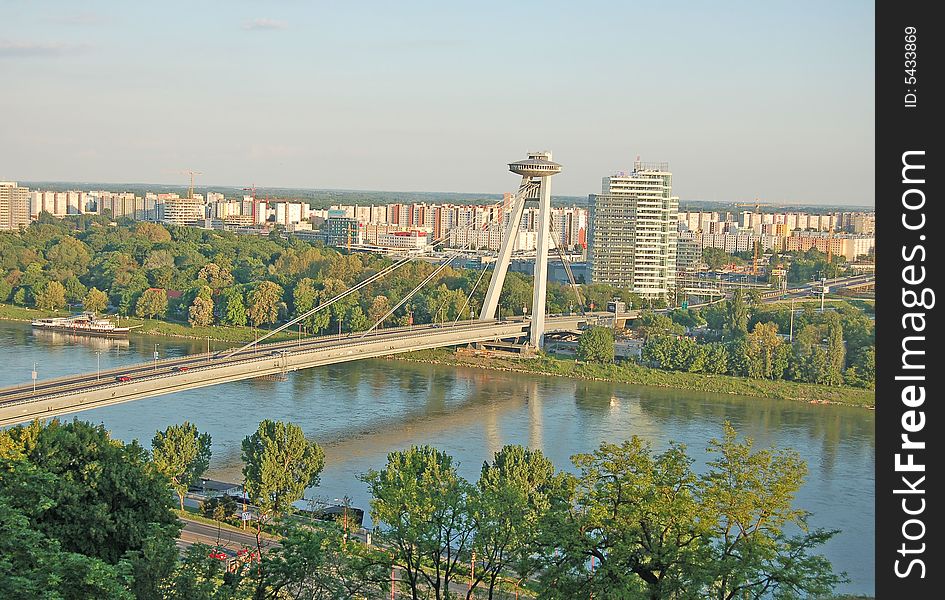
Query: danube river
[[1, 321, 875, 595]]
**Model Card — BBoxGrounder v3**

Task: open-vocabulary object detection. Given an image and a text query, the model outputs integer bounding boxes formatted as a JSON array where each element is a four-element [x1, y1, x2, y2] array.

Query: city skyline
[[2, 1, 873, 204]]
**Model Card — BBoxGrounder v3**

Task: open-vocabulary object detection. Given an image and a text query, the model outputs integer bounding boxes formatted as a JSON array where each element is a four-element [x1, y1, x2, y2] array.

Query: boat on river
[[31, 312, 140, 338]]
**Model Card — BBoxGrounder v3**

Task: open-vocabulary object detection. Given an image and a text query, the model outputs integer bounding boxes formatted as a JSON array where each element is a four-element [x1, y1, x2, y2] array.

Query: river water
[[1, 321, 875, 595]]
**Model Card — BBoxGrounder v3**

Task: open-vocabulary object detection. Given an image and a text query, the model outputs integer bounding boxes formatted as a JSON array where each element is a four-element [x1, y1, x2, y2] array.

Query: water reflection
[[0, 321, 874, 595]]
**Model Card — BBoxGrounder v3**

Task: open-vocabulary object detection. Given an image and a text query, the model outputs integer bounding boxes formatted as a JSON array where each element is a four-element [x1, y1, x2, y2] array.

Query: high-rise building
[[161, 197, 206, 226], [589, 161, 678, 300], [0, 182, 31, 230]]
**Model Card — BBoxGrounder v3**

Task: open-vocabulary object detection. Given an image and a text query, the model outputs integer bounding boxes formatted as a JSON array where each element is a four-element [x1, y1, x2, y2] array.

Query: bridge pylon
[[479, 152, 562, 348]]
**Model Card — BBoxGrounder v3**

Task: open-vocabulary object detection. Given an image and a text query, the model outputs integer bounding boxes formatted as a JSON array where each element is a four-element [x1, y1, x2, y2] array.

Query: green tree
[[345, 304, 368, 332], [823, 313, 846, 386], [535, 426, 845, 599], [537, 438, 705, 599], [361, 445, 473, 600], [701, 301, 728, 331], [292, 277, 318, 319], [135, 288, 168, 319], [196, 262, 234, 289], [0, 495, 132, 600], [45, 236, 92, 279], [241, 420, 325, 518], [668, 308, 706, 329], [698, 424, 846, 599], [188, 288, 215, 328], [220, 287, 248, 327], [0, 420, 180, 567], [576, 326, 615, 363], [247, 281, 284, 327], [151, 422, 213, 511], [744, 322, 789, 380], [367, 294, 391, 325], [846, 346, 875, 388], [134, 221, 172, 242], [35, 280, 67, 311], [62, 276, 87, 304], [702, 247, 741, 270], [635, 310, 684, 341], [248, 522, 390, 600], [725, 289, 749, 339], [470, 445, 561, 599]]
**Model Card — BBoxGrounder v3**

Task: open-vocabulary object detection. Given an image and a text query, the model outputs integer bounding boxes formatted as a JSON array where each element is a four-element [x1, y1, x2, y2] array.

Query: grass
[[399, 348, 875, 408]]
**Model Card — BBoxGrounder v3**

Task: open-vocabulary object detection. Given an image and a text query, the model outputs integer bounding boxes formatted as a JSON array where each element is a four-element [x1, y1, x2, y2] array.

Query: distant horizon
[[17, 179, 875, 211]]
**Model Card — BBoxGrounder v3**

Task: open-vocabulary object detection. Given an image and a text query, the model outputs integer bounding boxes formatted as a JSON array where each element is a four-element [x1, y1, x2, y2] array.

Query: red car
[[173, 366, 189, 372], [115, 375, 131, 382]]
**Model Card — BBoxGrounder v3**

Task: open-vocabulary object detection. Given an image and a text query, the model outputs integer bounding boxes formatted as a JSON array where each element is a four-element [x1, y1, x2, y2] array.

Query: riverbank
[[0, 303, 297, 344], [397, 348, 875, 408], [3, 303, 874, 407]]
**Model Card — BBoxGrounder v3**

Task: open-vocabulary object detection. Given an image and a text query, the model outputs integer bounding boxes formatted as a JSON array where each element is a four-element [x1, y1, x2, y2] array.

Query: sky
[[1, 1, 874, 204]]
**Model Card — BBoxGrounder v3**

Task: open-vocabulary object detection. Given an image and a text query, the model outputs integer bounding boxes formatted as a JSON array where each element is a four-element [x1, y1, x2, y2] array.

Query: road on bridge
[[0, 315, 589, 426]]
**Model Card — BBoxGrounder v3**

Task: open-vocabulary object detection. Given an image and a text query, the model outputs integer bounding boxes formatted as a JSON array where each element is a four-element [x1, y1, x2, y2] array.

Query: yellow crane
[[181, 170, 203, 199]]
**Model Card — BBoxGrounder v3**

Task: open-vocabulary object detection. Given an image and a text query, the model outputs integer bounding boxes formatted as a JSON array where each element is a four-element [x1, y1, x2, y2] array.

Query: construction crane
[[181, 170, 203, 199]]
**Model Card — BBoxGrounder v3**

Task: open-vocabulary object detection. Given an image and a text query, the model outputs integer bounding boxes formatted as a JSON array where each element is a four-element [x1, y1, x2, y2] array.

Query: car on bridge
[[173, 366, 190, 372], [115, 375, 131, 382]]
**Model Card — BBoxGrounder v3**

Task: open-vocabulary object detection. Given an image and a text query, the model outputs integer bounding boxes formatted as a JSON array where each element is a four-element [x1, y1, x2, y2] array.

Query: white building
[[1, 182, 30, 230], [376, 230, 429, 250], [589, 161, 678, 300], [161, 197, 205, 226]]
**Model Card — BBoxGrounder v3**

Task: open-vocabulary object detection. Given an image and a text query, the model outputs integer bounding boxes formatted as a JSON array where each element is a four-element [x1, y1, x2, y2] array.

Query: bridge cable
[[452, 260, 491, 326], [225, 181, 540, 357]]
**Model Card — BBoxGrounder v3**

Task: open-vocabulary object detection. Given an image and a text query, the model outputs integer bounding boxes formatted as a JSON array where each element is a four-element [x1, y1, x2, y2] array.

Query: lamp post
[[153, 344, 159, 372], [31, 362, 37, 394], [96, 351, 101, 381]]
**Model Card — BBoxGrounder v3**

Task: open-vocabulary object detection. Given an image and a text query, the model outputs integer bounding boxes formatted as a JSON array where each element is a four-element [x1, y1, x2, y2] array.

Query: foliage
[[576, 326, 615, 363], [470, 445, 562, 599], [744, 322, 789, 380], [534, 425, 846, 599], [247, 281, 284, 327], [220, 287, 248, 327], [725, 289, 749, 339], [35, 280, 67, 310], [0, 495, 133, 599], [0, 419, 180, 565], [241, 420, 325, 517], [360, 445, 473, 600], [83, 286, 109, 313], [668, 307, 706, 329], [136, 287, 168, 319], [247, 523, 390, 600], [188, 287, 216, 327], [201, 495, 238, 522], [152, 422, 213, 510]]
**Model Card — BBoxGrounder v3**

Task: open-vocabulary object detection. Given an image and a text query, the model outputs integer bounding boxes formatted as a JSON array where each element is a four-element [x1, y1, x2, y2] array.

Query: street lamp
[[96, 351, 102, 381], [153, 344, 159, 372]]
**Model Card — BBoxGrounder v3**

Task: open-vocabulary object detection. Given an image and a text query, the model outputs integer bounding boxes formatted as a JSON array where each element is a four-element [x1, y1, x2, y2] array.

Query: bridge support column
[[478, 152, 561, 349], [479, 179, 531, 321], [529, 170, 552, 348]]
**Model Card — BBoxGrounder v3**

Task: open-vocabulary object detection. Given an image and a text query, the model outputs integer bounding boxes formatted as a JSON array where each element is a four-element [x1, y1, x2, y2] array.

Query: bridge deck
[[0, 316, 587, 427]]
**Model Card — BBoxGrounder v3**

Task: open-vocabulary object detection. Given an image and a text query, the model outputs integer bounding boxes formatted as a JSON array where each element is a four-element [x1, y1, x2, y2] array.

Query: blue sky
[[1, 1, 874, 203]]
